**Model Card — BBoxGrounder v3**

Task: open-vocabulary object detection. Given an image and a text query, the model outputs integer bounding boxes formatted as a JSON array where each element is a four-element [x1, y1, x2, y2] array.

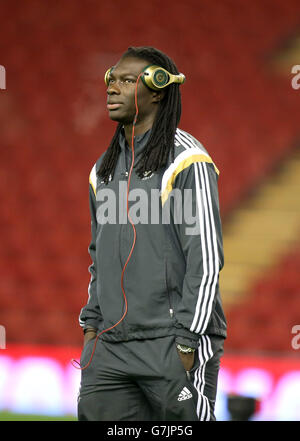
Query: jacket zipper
[[120, 169, 129, 340], [165, 258, 174, 318]]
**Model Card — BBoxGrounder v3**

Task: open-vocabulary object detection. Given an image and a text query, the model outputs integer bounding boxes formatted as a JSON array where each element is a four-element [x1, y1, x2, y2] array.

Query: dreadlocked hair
[[98, 46, 182, 184]]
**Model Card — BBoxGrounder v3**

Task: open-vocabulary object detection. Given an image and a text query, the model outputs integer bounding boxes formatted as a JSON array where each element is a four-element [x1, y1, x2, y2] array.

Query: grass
[[0, 412, 77, 421]]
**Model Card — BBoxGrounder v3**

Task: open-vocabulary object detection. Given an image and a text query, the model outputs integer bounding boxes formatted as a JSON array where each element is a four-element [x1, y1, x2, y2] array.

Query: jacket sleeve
[[78, 172, 103, 331], [168, 160, 224, 349]]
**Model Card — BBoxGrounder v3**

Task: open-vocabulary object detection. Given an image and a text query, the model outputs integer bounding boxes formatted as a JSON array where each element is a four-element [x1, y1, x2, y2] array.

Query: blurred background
[[0, 0, 300, 421]]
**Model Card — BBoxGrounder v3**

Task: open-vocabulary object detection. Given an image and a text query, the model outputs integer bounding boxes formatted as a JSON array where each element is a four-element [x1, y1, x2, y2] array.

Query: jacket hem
[[99, 326, 177, 343], [96, 325, 227, 343]]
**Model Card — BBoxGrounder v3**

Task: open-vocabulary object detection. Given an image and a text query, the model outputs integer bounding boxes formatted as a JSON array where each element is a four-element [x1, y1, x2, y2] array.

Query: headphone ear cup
[[152, 68, 170, 88], [142, 65, 186, 90], [104, 68, 112, 86]]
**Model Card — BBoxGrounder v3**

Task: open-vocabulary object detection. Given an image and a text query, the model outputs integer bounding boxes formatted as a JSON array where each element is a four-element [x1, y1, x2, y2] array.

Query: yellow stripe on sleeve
[[161, 153, 219, 206]]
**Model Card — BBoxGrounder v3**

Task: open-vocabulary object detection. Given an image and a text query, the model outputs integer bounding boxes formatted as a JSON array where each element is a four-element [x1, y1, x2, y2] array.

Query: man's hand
[[83, 329, 97, 347], [177, 349, 195, 372]]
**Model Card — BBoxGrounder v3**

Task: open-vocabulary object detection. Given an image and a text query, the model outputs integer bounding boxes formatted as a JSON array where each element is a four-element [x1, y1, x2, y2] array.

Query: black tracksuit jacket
[[79, 128, 227, 349]]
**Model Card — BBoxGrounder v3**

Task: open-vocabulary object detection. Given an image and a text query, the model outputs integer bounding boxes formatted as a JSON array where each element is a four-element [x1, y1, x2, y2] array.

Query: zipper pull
[[169, 308, 174, 318]]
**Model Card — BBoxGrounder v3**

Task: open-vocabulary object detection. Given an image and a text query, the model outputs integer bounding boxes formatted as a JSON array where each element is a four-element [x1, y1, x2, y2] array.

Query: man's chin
[[108, 110, 123, 121], [108, 111, 132, 124]]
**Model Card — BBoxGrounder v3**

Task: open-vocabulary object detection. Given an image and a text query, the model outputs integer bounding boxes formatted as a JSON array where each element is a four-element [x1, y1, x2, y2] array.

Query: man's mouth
[[107, 103, 122, 110]]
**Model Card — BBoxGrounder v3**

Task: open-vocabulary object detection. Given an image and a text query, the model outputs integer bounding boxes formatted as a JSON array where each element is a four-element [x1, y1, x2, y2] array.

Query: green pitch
[[0, 412, 77, 421]]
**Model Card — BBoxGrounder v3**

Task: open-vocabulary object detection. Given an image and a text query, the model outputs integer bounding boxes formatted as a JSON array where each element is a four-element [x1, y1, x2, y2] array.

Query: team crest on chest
[[141, 170, 154, 180]]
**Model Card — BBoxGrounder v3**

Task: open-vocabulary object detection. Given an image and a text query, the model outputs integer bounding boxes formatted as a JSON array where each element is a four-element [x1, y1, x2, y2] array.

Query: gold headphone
[[104, 64, 185, 91]]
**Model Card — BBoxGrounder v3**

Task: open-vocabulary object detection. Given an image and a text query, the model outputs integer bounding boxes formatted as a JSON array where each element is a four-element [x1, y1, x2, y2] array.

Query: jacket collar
[[119, 127, 152, 155]]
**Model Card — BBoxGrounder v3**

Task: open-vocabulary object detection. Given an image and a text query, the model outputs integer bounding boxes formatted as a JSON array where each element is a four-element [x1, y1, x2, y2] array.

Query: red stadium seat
[[1, 0, 300, 348]]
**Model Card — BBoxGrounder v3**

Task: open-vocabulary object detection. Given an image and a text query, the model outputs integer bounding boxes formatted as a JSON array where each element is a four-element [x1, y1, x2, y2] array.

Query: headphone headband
[[104, 64, 185, 91]]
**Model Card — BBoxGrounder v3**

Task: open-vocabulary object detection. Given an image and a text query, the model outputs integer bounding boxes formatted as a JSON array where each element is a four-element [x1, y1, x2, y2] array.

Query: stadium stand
[[0, 0, 299, 350]]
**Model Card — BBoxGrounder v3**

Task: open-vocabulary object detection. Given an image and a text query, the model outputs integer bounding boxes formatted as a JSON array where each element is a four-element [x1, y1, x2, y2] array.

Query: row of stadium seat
[[225, 245, 300, 352], [1, 0, 300, 350]]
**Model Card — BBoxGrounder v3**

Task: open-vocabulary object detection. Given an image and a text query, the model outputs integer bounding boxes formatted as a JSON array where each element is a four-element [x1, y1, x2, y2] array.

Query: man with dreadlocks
[[77, 46, 227, 421]]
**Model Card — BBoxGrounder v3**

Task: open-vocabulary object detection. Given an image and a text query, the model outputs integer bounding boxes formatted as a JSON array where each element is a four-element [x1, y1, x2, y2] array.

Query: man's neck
[[123, 115, 155, 147]]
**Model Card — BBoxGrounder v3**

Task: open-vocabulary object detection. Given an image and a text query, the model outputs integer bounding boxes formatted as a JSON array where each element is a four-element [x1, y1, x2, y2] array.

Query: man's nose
[[107, 82, 121, 95]]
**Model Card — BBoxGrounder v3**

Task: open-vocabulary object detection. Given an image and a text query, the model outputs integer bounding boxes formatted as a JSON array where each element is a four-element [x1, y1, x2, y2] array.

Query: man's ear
[[151, 90, 166, 103]]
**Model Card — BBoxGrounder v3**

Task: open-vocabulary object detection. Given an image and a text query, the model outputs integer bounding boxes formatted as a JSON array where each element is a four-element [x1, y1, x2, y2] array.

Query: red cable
[[72, 73, 143, 370]]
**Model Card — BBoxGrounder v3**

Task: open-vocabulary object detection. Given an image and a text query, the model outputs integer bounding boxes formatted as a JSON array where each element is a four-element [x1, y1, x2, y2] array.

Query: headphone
[[104, 64, 185, 91]]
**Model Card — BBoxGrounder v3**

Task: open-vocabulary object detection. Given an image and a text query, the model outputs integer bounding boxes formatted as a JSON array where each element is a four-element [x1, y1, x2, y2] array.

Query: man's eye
[[107, 78, 135, 85]]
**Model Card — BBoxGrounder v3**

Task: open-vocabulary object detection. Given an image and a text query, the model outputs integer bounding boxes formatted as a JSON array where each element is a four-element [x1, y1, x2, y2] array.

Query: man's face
[[106, 56, 160, 125]]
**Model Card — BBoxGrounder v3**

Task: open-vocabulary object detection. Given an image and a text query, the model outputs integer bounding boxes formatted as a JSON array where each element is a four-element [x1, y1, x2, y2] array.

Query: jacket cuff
[[174, 322, 199, 349], [81, 319, 101, 332], [175, 336, 199, 350]]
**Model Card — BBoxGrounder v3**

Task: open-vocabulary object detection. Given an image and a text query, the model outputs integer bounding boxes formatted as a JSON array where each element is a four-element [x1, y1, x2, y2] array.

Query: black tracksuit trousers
[[77, 334, 224, 421]]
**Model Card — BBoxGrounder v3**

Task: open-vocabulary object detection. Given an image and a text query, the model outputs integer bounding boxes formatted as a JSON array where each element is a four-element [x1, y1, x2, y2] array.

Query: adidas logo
[[177, 387, 193, 401]]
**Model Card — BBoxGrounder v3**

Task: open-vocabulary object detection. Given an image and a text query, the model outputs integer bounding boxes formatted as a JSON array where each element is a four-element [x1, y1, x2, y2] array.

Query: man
[[77, 46, 227, 421]]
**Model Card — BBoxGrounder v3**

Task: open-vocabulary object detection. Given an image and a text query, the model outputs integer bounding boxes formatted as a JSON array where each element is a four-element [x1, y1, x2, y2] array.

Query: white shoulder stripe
[[160, 133, 218, 207], [176, 128, 207, 153], [176, 130, 219, 335], [89, 164, 97, 196], [175, 131, 219, 175], [172, 129, 220, 336], [190, 161, 219, 335]]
